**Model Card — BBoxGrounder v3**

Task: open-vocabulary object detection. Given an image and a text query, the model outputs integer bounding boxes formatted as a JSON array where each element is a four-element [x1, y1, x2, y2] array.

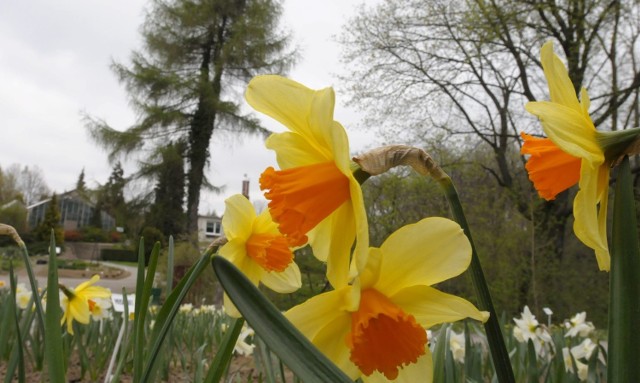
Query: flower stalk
[[608, 155, 640, 382], [354, 145, 515, 382]]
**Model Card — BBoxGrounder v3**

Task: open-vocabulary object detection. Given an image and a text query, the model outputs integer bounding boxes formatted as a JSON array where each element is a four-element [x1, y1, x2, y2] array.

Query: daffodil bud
[[0, 223, 24, 247], [352, 145, 448, 180]]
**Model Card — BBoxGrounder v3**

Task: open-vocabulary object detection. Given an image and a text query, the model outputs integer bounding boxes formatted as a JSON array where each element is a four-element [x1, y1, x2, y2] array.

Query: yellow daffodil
[[246, 75, 368, 287], [523, 41, 610, 270], [219, 194, 301, 317], [285, 218, 488, 382], [59, 275, 111, 334]]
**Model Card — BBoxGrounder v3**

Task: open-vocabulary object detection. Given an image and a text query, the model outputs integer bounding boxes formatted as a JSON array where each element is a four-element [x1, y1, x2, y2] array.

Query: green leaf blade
[[212, 256, 352, 383]]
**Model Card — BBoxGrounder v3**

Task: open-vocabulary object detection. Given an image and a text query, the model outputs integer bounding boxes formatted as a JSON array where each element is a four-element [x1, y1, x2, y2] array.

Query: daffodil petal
[[246, 75, 316, 135], [253, 206, 278, 233], [312, 314, 361, 380], [222, 194, 256, 240], [74, 274, 100, 292], [363, 350, 433, 383], [359, 248, 382, 289], [260, 261, 302, 293], [66, 316, 74, 334], [78, 286, 111, 299], [222, 259, 262, 318], [223, 292, 241, 318], [307, 201, 355, 287], [69, 299, 91, 325], [390, 285, 489, 328], [219, 238, 247, 263], [349, 177, 370, 276], [285, 286, 353, 341], [266, 131, 330, 168], [540, 41, 582, 110], [525, 101, 601, 164], [375, 217, 471, 295], [573, 163, 610, 270], [580, 87, 591, 119], [236, 255, 264, 285], [246, 75, 336, 158], [329, 120, 352, 175]]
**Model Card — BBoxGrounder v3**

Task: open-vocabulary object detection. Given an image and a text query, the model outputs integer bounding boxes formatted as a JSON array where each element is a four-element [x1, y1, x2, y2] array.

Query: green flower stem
[[608, 155, 640, 382], [18, 244, 45, 336], [352, 148, 513, 382], [45, 232, 65, 382], [141, 241, 222, 381], [437, 176, 515, 383]]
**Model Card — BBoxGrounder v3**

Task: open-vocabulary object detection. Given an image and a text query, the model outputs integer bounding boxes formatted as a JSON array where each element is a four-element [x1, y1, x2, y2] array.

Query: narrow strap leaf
[[212, 256, 352, 383], [203, 318, 245, 383]]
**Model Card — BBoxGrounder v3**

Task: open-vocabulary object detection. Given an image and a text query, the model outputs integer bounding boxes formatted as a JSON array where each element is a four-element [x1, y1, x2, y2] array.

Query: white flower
[[564, 312, 595, 338], [89, 297, 113, 320], [179, 303, 193, 314], [15, 283, 33, 310], [571, 338, 596, 361], [513, 306, 553, 359], [198, 305, 217, 314], [16, 291, 32, 310], [234, 326, 255, 356], [448, 329, 465, 363], [426, 329, 435, 351], [563, 347, 589, 381]]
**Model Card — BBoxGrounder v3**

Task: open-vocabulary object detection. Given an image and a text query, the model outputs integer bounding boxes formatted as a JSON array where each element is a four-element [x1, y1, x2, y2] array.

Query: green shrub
[[64, 230, 83, 242], [100, 248, 144, 264], [81, 226, 109, 242]]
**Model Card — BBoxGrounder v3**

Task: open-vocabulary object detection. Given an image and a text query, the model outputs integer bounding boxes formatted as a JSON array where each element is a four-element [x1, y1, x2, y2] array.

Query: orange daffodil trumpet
[[522, 41, 610, 270], [59, 275, 111, 335], [219, 194, 301, 317], [285, 218, 488, 382], [246, 75, 368, 287]]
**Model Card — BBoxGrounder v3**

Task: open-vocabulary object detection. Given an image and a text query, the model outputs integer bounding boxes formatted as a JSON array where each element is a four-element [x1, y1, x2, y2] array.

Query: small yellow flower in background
[[219, 194, 301, 317], [522, 41, 610, 270], [286, 218, 488, 381], [0, 280, 5, 288], [246, 75, 369, 287], [60, 275, 111, 334]]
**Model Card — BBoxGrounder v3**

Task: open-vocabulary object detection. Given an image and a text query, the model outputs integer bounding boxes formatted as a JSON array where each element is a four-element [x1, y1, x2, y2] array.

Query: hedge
[[101, 248, 148, 265]]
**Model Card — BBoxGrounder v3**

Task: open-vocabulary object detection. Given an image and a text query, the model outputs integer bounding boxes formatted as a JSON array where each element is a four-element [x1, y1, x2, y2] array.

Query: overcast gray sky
[[0, 0, 378, 215]]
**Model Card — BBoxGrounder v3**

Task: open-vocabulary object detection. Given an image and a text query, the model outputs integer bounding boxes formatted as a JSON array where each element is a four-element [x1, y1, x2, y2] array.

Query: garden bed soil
[[1, 353, 259, 382]]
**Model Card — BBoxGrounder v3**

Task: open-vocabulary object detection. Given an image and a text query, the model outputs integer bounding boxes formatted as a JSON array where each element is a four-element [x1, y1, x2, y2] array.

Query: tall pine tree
[[85, 0, 294, 236], [145, 142, 187, 237]]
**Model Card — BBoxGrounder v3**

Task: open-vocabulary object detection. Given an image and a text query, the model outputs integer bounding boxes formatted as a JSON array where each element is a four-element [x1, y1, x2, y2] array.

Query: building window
[[205, 220, 221, 236]]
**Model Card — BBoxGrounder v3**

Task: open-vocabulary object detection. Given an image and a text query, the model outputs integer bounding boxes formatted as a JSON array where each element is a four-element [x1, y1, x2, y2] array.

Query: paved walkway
[[0, 261, 139, 294]]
